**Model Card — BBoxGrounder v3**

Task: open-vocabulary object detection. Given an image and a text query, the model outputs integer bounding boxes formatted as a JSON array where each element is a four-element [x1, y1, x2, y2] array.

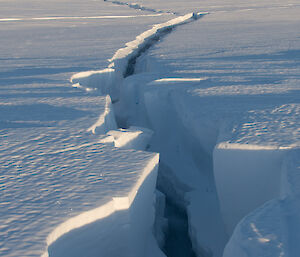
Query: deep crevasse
[[72, 11, 227, 257], [71, 2, 300, 256], [44, 12, 206, 257]]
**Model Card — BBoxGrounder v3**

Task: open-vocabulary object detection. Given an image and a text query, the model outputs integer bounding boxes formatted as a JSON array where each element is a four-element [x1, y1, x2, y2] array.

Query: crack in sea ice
[[104, 0, 179, 15]]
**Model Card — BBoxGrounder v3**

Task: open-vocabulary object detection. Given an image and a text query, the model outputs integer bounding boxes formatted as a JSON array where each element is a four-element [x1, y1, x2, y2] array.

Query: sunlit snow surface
[[0, 1, 168, 256], [0, 128, 158, 256], [1, 0, 299, 257]]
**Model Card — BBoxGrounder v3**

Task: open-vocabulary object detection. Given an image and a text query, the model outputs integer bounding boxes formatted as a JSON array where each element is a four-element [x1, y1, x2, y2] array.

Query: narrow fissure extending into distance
[[109, 6, 205, 257], [71, 3, 212, 255]]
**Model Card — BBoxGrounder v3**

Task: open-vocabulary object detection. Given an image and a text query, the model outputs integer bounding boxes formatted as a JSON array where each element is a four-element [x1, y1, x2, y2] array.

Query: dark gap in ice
[[124, 27, 173, 78], [114, 11, 206, 256], [155, 163, 199, 257], [162, 197, 197, 257]]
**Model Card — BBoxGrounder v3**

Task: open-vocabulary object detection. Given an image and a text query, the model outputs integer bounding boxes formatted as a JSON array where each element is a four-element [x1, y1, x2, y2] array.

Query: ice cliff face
[[223, 149, 300, 257]]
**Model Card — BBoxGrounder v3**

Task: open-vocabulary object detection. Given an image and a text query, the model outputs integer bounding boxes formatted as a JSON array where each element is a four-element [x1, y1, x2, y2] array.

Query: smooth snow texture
[[223, 149, 300, 257], [149, 77, 208, 84], [213, 146, 286, 235], [100, 126, 153, 150]]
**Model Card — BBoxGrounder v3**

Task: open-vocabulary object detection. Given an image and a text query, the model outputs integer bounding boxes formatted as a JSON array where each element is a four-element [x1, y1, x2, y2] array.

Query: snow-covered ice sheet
[[0, 0, 172, 78], [0, 94, 116, 133], [120, 0, 300, 16], [70, 11, 206, 101], [0, 126, 159, 256], [0, 0, 169, 256], [1, 0, 300, 256]]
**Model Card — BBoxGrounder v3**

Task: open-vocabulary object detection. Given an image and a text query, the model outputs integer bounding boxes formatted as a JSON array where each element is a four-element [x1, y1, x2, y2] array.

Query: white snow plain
[[0, 1, 170, 256], [1, 0, 299, 257]]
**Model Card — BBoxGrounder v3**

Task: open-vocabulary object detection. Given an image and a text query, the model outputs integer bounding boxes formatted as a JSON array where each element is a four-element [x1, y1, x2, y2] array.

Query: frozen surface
[[70, 11, 206, 101], [223, 149, 300, 257], [74, 0, 299, 255], [141, 1, 300, 256], [0, 94, 116, 134], [1, 0, 299, 256], [0, 125, 159, 257], [0, 1, 167, 256], [112, 0, 299, 256]]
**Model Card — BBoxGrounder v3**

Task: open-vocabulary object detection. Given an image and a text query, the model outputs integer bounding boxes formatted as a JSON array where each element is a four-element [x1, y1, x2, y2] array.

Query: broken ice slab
[[223, 149, 300, 257], [0, 125, 159, 257], [0, 92, 159, 257], [214, 103, 300, 235], [117, 72, 299, 255]]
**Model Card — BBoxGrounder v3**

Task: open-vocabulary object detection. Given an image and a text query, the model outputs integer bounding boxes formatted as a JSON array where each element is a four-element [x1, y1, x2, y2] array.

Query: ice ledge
[[214, 143, 288, 236], [1, 123, 159, 257], [43, 153, 159, 257]]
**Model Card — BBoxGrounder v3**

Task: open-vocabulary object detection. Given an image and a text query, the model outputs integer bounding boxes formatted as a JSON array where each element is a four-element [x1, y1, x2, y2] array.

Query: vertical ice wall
[[223, 149, 300, 257], [214, 144, 286, 235], [213, 103, 299, 237]]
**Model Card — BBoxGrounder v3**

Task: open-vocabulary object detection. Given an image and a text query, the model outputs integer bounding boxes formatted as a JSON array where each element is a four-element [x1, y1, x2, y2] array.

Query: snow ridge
[[71, 12, 206, 92], [103, 0, 179, 15]]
